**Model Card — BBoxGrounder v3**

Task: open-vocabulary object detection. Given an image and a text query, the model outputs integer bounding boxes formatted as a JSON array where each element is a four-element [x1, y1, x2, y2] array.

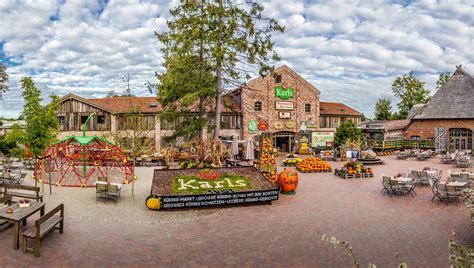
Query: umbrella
[[244, 140, 255, 160], [231, 136, 239, 160]]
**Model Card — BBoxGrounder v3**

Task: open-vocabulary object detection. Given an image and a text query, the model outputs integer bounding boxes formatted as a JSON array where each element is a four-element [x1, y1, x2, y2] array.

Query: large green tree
[[374, 97, 392, 120], [436, 72, 451, 90], [0, 62, 8, 99], [157, 55, 216, 142], [391, 72, 431, 119], [20, 77, 60, 158], [333, 120, 364, 150], [157, 0, 284, 139]]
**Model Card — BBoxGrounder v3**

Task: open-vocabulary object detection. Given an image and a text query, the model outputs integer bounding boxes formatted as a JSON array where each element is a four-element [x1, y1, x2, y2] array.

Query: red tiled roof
[[87, 96, 240, 114], [319, 102, 362, 116], [88, 97, 161, 113]]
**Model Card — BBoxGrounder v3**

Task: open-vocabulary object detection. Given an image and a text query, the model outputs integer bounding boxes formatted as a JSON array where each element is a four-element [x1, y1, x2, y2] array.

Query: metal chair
[[96, 183, 108, 201], [430, 180, 448, 205], [107, 184, 121, 202], [381, 175, 392, 196], [402, 178, 417, 197], [446, 184, 460, 204]]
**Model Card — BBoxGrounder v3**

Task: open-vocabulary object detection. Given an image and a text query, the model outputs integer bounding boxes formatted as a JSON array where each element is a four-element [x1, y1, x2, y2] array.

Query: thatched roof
[[413, 66, 474, 119]]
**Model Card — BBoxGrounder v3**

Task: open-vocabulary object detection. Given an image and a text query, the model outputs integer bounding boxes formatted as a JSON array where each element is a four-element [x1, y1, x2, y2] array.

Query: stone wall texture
[[404, 119, 474, 139], [241, 66, 320, 139]]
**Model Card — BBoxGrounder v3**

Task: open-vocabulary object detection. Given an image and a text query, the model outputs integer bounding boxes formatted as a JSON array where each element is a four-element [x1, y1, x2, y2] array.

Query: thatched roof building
[[404, 65, 474, 152], [411, 66, 474, 119]]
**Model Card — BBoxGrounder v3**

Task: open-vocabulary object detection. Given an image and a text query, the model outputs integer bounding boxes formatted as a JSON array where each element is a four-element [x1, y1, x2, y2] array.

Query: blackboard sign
[[158, 189, 279, 209]]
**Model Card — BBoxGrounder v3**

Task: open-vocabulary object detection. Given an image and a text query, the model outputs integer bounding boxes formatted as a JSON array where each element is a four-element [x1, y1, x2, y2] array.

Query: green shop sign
[[248, 120, 258, 133], [275, 86, 294, 100]]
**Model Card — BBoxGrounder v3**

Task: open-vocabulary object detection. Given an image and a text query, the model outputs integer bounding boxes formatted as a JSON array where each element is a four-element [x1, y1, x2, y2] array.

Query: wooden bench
[[22, 204, 64, 257], [4, 183, 43, 202], [0, 195, 13, 230]]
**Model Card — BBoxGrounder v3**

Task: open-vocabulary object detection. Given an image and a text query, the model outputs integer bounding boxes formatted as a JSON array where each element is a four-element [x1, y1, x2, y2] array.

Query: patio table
[[440, 181, 469, 188], [0, 201, 45, 250], [392, 177, 412, 184]]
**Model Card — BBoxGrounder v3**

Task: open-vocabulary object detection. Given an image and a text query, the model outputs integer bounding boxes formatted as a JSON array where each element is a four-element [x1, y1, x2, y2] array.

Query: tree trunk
[[214, 66, 222, 139]]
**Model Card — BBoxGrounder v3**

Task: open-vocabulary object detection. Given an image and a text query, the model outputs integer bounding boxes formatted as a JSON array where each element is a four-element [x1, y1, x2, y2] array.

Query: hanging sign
[[300, 122, 307, 132], [273, 122, 284, 129], [275, 101, 294, 110], [257, 120, 269, 131], [285, 120, 296, 128], [248, 120, 258, 133], [278, 112, 291, 119], [275, 85, 294, 100], [311, 131, 334, 147]]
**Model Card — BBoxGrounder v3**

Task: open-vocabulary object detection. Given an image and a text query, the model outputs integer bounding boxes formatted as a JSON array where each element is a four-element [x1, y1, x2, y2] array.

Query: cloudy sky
[[0, 0, 473, 118]]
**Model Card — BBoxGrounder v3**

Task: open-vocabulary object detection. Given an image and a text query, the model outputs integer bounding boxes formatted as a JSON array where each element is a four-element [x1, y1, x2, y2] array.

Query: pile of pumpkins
[[340, 161, 372, 175], [377, 151, 394, 156], [296, 157, 332, 172]]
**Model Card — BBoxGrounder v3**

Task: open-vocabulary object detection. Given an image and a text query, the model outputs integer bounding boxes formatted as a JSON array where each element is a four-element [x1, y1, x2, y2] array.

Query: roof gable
[[320, 102, 362, 116], [414, 66, 474, 119], [245, 64, 321, 94]]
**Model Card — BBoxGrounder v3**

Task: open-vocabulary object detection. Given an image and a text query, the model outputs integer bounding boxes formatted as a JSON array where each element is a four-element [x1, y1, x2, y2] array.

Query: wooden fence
[[366, 139, 435, 150]]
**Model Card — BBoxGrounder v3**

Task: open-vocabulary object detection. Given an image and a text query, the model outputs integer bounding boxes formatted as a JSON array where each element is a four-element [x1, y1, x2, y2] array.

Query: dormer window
[[149, 103, 158, 108]]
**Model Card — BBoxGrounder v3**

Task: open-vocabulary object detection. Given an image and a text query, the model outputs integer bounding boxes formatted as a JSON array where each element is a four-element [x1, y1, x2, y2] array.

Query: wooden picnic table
[[0, 201, 46, 250]]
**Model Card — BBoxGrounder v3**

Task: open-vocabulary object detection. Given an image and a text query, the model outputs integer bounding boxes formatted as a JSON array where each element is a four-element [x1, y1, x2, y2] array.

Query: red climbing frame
[[33, 137, 134, 187]]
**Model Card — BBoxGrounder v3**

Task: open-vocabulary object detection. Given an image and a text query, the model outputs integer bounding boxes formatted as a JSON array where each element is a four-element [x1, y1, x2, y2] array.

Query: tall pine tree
[[157, 0, 284, 139]]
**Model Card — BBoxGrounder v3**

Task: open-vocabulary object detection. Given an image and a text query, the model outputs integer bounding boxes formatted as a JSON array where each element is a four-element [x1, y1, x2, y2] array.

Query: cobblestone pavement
[[1, 155, 473, 267]]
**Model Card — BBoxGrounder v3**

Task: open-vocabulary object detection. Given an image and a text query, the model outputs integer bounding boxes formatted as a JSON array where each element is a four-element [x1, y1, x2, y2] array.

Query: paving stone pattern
[[0, 155, 473, 267]]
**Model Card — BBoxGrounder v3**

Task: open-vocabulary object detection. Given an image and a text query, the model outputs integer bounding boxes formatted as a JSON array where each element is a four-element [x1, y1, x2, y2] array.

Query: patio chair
[[381, 175, 392, 196], [449, 173, 460, 182], [446, 185, 460, 204], [435, 169, 443, 183], [410, 170, 421, 185], [389, 178, 402, 196], [419, 170, 430, 185], [96, 183, 108, 201], [135, 157, 142, 167], [459, 173, 470, 183], [401, 178, 417, 197], [107, 184, 121, 202], [429, 180, 448, 204], [144, 158, 153, 167]]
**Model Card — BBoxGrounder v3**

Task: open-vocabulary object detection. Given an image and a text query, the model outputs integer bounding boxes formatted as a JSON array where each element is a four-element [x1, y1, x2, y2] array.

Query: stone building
[[404, 66, 474, 151], [229, 65, 362, 151], [48, 65, 362, 153]]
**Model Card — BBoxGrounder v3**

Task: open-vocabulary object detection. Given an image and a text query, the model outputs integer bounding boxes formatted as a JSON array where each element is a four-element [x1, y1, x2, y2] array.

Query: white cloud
[[0, 0, 473, 118]]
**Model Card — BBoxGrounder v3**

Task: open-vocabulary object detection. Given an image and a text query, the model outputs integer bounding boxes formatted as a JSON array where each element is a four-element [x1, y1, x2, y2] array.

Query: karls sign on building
[[275, 85, 294, 100]]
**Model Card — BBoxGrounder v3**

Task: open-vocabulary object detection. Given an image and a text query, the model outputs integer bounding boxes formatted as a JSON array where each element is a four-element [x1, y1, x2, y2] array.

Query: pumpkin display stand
[[257, 132, 277, 182], [334, 161, 374, 179], [278, 169, 298, 195], [147, 167, 279, 210]]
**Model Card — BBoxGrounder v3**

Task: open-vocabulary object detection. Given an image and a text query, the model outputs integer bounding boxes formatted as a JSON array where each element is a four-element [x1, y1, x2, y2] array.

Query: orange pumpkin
[[277, 169, 299, 193]]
